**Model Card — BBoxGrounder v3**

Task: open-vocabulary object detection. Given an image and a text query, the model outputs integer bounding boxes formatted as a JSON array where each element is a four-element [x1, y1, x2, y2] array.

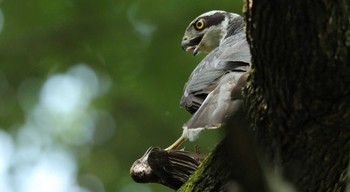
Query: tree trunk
[[178, 0, 350, 191]]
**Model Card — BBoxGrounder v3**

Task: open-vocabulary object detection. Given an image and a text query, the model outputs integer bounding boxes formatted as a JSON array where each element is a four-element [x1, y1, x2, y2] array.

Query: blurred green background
[[0, 1, 243, 191]]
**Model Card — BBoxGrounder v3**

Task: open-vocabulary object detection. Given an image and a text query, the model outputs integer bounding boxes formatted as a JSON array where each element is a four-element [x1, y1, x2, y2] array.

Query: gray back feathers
[[180, 13, 251, 141]]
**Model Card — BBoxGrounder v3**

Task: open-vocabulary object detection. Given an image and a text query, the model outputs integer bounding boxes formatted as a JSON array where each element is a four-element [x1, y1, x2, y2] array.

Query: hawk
[[130, 10, 251, 189], [166, 10, 251, 150]]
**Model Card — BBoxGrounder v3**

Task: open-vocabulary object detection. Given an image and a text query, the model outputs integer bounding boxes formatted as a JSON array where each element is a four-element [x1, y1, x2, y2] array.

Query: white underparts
[[182, 127, 205, 141], [182, 125, 220, 141]]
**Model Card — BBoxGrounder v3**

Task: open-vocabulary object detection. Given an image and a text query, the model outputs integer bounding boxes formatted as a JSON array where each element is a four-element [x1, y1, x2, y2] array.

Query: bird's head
[[181, 10, 243, 56]]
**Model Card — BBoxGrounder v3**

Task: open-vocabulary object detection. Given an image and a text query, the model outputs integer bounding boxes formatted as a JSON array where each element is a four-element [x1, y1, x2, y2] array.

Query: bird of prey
[[165, 10, 251, 151]]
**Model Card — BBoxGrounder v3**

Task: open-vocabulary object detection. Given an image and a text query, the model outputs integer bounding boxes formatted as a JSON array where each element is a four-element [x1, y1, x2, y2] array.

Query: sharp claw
[[193, 48, 199, 56]]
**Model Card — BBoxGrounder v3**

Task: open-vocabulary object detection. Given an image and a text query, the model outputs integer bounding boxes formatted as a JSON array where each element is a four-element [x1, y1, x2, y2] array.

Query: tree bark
[[178, 0, 350, 191]]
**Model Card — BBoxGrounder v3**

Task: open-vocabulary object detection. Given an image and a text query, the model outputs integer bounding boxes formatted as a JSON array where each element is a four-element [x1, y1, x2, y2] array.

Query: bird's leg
[[165, 135, 186, 151]]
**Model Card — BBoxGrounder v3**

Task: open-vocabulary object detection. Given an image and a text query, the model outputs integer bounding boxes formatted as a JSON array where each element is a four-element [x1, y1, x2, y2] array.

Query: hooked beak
[[181, 42, 198, 56], [181, 35, 203, 56]]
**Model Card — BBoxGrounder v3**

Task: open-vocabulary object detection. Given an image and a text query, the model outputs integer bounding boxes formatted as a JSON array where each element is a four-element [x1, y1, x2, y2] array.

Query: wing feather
[[181, 31, 250, 113]]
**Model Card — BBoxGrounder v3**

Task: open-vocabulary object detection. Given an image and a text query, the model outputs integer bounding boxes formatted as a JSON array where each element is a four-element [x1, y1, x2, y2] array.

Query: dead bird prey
[[130, 147, 200, 190]]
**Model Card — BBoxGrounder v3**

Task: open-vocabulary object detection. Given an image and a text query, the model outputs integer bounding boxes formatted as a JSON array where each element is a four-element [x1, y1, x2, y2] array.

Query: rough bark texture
[[178, 0, 350, 191], [179, 106, 269, 192]]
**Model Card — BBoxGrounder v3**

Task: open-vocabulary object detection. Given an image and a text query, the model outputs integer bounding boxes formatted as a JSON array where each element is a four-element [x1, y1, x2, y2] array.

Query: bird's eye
[[195, 19, 205, 30]]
